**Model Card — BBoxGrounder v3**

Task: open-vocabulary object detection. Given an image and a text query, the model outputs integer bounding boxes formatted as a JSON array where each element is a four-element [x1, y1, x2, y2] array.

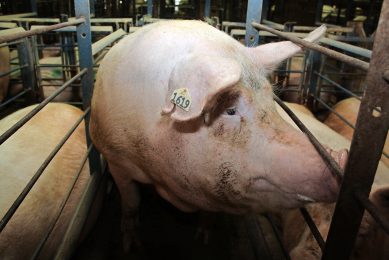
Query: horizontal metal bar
[[30, 25, 113, 33], [252, 22, 370, 71], [274, 95, 343, 180], [0, 40, 23, 47], [0, 64, 27, 77], [0, 88, 31, 109], [0, 108, 90, 233], [0, 18, 85, 44], [0, 68, 87, 146], [300, 207, 325, 250], [32, 143, 93, 259], [314, 72, 363, 100], [0, 12, 37, 21], [313, 96, 357, 130], [320, 37, 372, 59], [91, 29, 126, 56], [354, 191, 389, 235]]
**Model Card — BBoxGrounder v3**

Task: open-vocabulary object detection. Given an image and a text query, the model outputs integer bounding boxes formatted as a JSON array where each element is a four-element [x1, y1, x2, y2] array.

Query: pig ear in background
[[249, 24, 326, 70], [162, 55, 242, 122]]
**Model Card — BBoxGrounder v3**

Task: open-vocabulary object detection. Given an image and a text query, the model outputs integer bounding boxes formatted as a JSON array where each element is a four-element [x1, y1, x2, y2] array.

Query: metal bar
[[0, 18, 85, 44], [0, 40, 23, 48], [91, 29, 126, 56], [0, 108, 89, 233], [0, 89, 31, 109], [0, 13, 37, 21], [265, 214, 291, 260], [30, 25, 113, 33], [299, 208, 325, 250], [0, 64, 27, 77], [273, 95, 343, 180], [0, 69, 87, 146], [54, 166, 106, 260], [32, 144, 93, 259], [323, 1, 389, 258], [245, 0, 263, 47], [205, 0, 211, 17], [313, 96, 356, 129], [320, 38, 372, 59], [75, 0, 102, 176], [252, 22, 370, 71], [314, 72, 362, 100], [354, 191, 389, 235], [147, 0, 153, 16], [30, 0, 37, 13], [315, 0, 324, 23]]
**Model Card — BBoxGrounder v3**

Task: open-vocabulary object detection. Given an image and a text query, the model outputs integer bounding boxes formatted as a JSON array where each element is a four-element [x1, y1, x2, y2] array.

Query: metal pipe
[[314, 72, 362, 101], [54, 167, 106, 259], [274, 94, 343, 180], [0, 68, 87, 146], [0, 88, 31, 109], [251, 22, 370, 71], [354, 191, 389, 235], [0, 108, 90, 233], [91, 29, 126, 56], [0, 18, 85, 44], [31, 144, 93, 259], [299, 208, 325, 250], [0, 40, 23, 48], [323, 0, 389, 257], [245, 0, 263, 47], [0, 64, 27, 78], [265, 214, 291, 260]]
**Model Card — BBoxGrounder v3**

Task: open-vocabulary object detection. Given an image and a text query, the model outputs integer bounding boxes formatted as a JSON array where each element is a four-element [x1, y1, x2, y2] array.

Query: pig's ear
[[249, 25, 326, 69], [162, 55, 241, 122]]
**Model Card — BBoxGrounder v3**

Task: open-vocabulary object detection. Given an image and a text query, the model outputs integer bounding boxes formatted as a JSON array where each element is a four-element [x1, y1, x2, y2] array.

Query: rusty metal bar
[[0, 18, 85, 44], [0, 68, 87, 146], [322, 0, 389, 258], [31, 144, 93, 259], [265, 214, 291, 260], [0, 88, 31, 109], [251, 22, 369, 71], [354, 191, 389, 235], [274, 95, 343, 180], [0, 108, 90, 233], [0, 64, 27, 77], [300, 208, 325, 250], [314, 72, 362, 101]]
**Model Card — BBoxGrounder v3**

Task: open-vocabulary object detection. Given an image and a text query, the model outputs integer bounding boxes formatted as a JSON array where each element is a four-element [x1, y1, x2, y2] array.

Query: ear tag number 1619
[[170, 88, 192, 112]]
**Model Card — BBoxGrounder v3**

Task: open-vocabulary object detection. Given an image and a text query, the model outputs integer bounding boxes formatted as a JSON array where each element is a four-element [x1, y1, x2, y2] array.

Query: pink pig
[[90, 20, 347, 248]]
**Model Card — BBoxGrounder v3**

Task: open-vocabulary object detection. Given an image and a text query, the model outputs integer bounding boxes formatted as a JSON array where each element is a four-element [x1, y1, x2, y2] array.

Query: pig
[[282, 186, 389, 260], [89, 20, 348, 248], [324, 97, 389, 167], [278, 102, 389, 260], [0, 103, 101, 259], [0, 46, 10, 103]]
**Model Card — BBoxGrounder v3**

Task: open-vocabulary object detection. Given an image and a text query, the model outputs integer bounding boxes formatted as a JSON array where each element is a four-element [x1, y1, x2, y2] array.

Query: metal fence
[[246, 0, 389, 259]]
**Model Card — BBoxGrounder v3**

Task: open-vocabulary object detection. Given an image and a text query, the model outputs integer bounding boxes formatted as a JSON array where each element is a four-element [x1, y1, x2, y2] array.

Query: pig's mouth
[[249, 177, 318, 206]]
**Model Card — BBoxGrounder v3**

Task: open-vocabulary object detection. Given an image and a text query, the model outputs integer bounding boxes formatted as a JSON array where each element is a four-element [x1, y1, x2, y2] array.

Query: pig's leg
[[109, 164, 141, 252]]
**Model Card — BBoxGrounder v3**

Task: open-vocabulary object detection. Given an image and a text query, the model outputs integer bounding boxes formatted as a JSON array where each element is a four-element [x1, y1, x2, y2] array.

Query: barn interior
[[0, 0, 388, 259]]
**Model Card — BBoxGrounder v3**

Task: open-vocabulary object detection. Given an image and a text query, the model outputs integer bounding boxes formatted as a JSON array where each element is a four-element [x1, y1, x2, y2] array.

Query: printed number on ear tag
[[170, 88, 192, 112]]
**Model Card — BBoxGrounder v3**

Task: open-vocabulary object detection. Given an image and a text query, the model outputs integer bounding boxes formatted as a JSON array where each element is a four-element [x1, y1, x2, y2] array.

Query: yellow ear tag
[[170, 88, 192, 112]]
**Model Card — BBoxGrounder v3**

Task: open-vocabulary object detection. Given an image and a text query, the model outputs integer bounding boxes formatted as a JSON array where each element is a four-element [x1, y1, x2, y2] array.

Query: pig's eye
[[225, 107, 236, 116]]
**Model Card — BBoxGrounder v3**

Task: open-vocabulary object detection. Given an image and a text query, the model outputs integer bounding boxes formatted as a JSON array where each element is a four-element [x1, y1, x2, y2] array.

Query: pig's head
[[153, 24, 347, 214]]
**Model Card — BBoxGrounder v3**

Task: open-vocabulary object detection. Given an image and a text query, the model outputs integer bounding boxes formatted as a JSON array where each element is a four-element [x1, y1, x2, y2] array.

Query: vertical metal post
[[315, 0, 323, 23], [147, 0, 153, 16], [305, 50, 321, 109], [74, 0, 101, 176], [322, 1, 389, 259], [89, 0, 95, 17], [245, 0, 263, 47], [261, 0, 269, 20], [17, 39, 40, 102], [205, 0, 211, 18], [30, 0, 37, 13]]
